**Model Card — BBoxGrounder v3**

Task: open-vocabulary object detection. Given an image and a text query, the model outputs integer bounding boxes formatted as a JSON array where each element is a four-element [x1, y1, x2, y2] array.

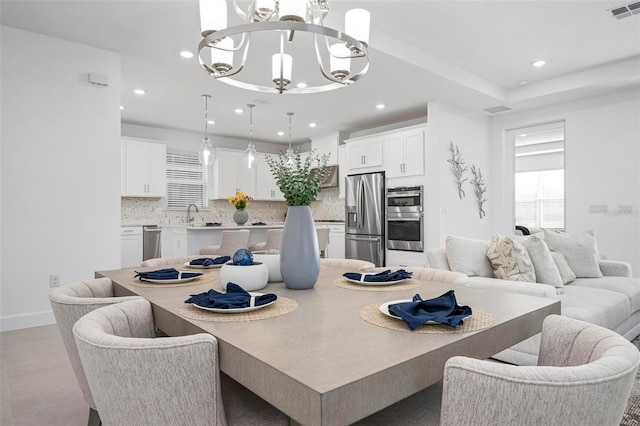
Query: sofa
[[426, 231, 640, 366]]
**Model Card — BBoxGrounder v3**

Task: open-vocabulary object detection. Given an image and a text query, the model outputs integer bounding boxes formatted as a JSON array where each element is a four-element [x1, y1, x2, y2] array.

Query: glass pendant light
[[198, 94, 214, 166], [243, 104, 257, 169], [285, 112, 295, 167]]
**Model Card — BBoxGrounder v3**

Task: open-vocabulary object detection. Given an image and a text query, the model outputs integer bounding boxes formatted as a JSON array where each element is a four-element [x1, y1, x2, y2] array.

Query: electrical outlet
[[50, 274, 60, 287]]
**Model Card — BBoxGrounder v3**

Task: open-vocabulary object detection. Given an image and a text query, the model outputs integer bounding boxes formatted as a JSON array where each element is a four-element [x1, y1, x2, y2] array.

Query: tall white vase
[[280, 206, 320, 289]]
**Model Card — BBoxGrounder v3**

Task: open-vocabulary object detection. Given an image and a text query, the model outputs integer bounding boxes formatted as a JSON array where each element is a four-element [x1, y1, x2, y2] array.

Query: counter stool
[[249, 229, 283, 252], [200, 229, 250, 256], [317, 227, 330, 258]]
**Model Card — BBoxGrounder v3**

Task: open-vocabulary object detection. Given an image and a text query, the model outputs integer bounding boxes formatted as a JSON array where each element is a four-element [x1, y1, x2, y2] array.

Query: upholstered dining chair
[[320, 258, 375, 271], [248, 228, 283, 252], [73, 299, 288, 426], [440, 314, 640, 426], [368, 266, 470, 285], [48, 278, 143, 426], [141, 254, 205, 267], [316, 227, 330, 258], [200, 229, 250, 256]]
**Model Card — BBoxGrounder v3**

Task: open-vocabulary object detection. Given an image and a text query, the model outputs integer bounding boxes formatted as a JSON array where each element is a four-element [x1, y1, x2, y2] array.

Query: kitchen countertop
[[161, 221, 344, 231]]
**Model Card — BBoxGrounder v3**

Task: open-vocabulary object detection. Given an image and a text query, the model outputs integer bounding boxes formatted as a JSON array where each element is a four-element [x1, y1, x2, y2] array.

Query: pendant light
[[285, 112, 295, 166], [243, 104, 257, 169], [198, 94, 214, 166]]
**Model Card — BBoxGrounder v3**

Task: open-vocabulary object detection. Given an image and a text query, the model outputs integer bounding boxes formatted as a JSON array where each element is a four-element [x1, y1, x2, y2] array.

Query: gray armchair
[[441, 314, 640, 425], [48, 278, 143, 426], [73, 298, 288, 426]]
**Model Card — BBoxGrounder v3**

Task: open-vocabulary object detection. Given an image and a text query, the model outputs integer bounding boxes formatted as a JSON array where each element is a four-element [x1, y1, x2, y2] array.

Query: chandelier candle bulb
[[200, 0, 227, 36], [211, 36, 234, 73], [345, 8, 370, 47], [330, 43, 351, 80], [253, 0, 277, 21], [272, 53, 292, 87]]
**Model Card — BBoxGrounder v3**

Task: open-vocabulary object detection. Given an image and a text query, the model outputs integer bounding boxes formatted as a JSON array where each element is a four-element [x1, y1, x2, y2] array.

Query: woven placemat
[[128, 273, 217, 288], [360, 303, 493, 333], [178, 297, 298, 322], [333, 277, 422, 292]]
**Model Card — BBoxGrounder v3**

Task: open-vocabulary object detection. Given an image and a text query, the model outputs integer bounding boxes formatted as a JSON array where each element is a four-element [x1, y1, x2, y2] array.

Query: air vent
[[251, 98, 272, 105], [484, 105, 512, 114], [610, 1, 640, 19]]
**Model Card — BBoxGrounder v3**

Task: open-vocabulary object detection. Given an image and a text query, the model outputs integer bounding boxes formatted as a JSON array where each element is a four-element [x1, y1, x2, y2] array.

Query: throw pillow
[[523, 235, 563, 288], [543, 230, 602, 278], [445, 236, 493, 277], [550, 251, 577, 285], [486, 234, 536, 282]]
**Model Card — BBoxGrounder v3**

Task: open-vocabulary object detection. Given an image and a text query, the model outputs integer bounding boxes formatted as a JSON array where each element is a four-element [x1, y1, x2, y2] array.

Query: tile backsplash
[[121, 187, 344, 226]]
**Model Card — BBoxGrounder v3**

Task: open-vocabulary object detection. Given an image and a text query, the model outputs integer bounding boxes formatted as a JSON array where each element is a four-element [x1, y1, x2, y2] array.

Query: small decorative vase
[[233, 208, 249, 226], [280, 206, 320, 290]]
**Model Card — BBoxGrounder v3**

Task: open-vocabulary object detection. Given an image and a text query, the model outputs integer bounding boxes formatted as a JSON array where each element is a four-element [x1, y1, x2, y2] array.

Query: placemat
[[360, 303, 493, 333], [333, 277, 422, 292], [178, 297, 298, 322], [128, 273, 217, 288]]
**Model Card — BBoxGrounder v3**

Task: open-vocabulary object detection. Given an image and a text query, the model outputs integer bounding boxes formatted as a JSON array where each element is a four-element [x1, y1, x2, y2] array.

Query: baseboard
[[0, 310, 56, 331]]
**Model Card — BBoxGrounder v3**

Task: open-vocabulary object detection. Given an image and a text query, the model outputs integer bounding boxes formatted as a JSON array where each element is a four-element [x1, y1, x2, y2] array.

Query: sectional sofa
[[426, 231, 640, 366]]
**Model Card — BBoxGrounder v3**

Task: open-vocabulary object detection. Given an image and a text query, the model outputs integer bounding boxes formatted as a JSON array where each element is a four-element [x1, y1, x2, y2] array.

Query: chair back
[[48, 278, 142, 409], [369, 266, 469, 285], [219, 230, 251, 256], [73, 299, 227, 426], [141, 255, 204, 267], [263, 228, 283, 251], [321, 258, 375, 271]]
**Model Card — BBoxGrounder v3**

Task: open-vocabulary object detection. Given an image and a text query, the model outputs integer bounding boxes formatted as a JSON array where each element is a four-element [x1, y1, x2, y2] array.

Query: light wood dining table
[[96, 264, 560, 426]]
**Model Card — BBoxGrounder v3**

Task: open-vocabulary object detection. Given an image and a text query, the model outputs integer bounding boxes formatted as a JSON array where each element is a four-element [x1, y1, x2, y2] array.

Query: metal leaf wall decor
[[447, 142, 468, 199], [470, 165, 488, 219]]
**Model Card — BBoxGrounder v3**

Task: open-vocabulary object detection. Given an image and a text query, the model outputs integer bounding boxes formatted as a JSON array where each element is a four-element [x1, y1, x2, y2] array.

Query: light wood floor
[[1, 324, 89, 426]]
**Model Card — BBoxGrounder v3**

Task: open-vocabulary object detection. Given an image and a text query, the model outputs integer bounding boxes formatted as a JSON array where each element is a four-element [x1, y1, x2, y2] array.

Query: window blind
[[166, 152, 206, 209]]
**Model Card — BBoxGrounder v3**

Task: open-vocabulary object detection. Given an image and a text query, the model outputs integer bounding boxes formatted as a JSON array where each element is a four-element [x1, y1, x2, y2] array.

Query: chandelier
[[198, 0, 370, 94]]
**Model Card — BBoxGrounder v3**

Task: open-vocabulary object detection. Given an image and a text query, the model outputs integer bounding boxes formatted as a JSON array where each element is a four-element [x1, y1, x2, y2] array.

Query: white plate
[[344, 275, 407, 286], [379, 299, 438, 324], [183, 261, 225, 269], [192, 292, 276, 313], [141, 273, 202, 284]]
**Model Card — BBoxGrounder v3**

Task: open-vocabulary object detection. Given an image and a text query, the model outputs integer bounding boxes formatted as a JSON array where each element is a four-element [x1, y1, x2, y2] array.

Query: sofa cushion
[[487, 234, 536, 282], [446, 236, 493, 278], [543, 230, 602, 278], [523, 236, 563, 288], [550, 252, 576, 285], [559, 285, 630, 330], [569, 277, 640, 313]]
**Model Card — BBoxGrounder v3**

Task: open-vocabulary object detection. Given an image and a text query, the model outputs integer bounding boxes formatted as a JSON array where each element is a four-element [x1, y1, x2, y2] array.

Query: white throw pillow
[[523, 235, 563, 288], [550, 251, 577, 284], [445, 236, 493, 277], [543, 230, 602, 278], [486, 234, 536, 282]]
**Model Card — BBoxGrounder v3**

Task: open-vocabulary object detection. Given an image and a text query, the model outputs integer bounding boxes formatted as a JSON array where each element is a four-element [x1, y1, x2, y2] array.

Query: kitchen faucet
[[187, 204, 199, 224]]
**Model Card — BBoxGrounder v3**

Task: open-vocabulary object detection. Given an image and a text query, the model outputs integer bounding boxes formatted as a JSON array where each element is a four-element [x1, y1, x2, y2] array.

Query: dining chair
[[141, 255, 205, 267], [369, 266, 470, 285], [316, 227, 330, 258], [440, 314, 640, 426], [248, 228, 283, 252], [48, 278, 143, 426], [321, 258, 375, 271], [73, 299, 289, 426], [200, 229, 250, 256]]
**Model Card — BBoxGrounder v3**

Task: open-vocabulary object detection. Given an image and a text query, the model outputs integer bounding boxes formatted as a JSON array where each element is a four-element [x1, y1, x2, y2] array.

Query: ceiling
[[2, 0, 639, 144]]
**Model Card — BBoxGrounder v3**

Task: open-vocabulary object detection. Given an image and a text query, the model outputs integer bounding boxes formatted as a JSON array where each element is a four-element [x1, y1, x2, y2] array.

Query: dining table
[[96, 263, 560, 426]]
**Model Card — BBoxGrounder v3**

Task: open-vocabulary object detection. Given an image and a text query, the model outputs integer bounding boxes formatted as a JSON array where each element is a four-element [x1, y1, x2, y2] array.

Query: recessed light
[[309, 122, 317, 128], [180, 50, 194, 59], [296, 82, 308, 88], [277, 131, 285, 136], [234, 108, 243, 114], [133, 89, 145, 95], [120, 105, 125, 110], [207, 120, 216, 125], [532, 60, 546, 67], [520, 133, 528, 137], [376, 103, 386, 109]]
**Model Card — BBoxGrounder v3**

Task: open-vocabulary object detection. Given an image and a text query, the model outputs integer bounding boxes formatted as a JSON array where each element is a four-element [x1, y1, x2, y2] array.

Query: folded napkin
[[135, 268, 202, 281], [343, 269, 413, 283], [388, 290, 472, 330], [189, 256, 230, 266], [185, 283, 277, 309]]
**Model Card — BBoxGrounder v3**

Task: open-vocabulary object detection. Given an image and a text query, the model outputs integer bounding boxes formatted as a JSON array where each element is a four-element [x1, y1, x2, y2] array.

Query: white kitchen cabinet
[[121, 226, 142, 268], [325, 224, 345, 259], [121, 138, 166, 197], [311, 132, 340, 166], [255, 153, 284, 201], [338, 144, 347, 199], [383, 128, 425, 178], [346, 136, 383, 170], [173, 227, 188, 257], [210, 148, 257, 200]]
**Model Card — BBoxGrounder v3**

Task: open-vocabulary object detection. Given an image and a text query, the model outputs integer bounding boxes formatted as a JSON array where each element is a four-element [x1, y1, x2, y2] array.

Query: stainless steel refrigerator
[[345, 171, 385, 266]]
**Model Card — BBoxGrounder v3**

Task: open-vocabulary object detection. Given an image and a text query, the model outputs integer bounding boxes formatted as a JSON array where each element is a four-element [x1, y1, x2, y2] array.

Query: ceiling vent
[[251, 98, 272, 105], [484, 105, 512, 114], [610, 2, 640, 19]]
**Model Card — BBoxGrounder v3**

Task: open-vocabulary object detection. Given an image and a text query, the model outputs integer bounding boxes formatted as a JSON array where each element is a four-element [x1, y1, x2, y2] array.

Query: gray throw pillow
[[445, 236, 493, 278], [550, 251, 577, 284], [543, 230, 602, 278], [524, 235, 563, 288], [487, 234, 536, 282]]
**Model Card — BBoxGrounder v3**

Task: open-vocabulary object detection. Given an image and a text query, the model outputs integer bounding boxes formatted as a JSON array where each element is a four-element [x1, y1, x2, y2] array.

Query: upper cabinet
[[121, 138, 166, 198], [346, 136, 383, 170], [311, 132, 340, 166], [383, 127, 425, 178], [210, 148, 257, 200], [255, 153, 284, 201]]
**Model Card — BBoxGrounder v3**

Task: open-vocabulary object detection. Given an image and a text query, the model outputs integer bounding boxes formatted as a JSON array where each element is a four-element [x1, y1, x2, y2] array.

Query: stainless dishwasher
[[142, 225, 161, 261]]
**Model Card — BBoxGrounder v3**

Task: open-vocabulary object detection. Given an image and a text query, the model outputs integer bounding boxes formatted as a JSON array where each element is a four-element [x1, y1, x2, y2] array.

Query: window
[[166, 152, 206, 209], [515, 169, 564, 229]]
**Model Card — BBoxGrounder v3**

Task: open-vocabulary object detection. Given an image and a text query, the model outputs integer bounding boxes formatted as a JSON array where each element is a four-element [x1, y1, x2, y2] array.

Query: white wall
[[1, 26, 122, 330], [426, 101, 493, 248], [490, 90, 640, 277]]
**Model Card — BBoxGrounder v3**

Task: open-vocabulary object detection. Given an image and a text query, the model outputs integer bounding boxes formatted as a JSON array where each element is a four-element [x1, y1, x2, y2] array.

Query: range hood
[[309, 165, 339, 188]]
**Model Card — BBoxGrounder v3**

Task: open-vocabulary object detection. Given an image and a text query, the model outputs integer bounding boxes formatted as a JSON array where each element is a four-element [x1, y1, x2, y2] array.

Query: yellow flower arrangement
[[228, 189, 253, 209]]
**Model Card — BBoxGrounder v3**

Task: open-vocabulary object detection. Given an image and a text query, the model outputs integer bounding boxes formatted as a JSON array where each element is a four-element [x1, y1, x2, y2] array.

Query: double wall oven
[[386, 185, 424, 252]]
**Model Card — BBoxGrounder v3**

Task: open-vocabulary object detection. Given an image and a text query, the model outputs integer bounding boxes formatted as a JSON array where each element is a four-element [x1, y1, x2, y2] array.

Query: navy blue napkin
[[135, 268, 202, 281], [388, 290, 472, 330], [185, 283, 277, 309], [343, 269, 412, 282], [189, 256, 230, 266]]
